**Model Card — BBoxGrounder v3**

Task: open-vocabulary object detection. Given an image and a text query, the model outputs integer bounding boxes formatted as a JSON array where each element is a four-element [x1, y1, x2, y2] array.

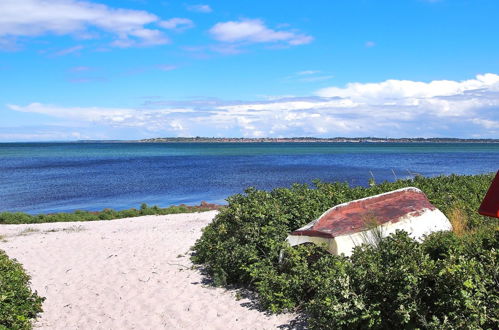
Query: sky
[[1, 0, 499, 141]]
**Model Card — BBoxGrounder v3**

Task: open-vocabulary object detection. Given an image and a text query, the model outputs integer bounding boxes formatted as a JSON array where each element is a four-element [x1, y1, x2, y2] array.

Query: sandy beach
[[0, 211, 297, 329]]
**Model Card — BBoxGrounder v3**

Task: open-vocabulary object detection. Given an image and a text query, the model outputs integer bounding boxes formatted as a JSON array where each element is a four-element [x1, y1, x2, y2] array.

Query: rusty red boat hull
[[287, 187, 452, 256]]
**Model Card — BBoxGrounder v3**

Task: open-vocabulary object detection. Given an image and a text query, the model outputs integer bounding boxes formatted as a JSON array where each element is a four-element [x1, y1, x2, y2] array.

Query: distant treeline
[[132, 137, 499, 143]]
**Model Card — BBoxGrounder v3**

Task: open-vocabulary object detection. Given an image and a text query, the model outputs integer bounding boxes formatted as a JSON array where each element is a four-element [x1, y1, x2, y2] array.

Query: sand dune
[[0, 211, 297, 329]]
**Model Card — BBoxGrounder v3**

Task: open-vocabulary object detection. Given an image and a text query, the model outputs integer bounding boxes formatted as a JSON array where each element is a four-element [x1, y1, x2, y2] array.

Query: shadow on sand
[[191, 262, 308, 329]]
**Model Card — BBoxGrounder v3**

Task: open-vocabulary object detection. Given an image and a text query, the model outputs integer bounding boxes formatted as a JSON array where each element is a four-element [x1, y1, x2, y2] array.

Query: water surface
[[1, 142, 498, 214]]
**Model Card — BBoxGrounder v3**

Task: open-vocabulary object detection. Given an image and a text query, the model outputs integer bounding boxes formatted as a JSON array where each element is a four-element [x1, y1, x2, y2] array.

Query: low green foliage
[[0, 203, 219, 225], [192, 173, 499, 329], [0, 250, 44, 329], [306, 230, 498, 329]]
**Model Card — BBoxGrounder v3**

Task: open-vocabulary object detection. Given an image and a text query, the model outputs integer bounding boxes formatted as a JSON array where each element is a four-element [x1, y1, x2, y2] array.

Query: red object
[[478, 171, 499, 218]]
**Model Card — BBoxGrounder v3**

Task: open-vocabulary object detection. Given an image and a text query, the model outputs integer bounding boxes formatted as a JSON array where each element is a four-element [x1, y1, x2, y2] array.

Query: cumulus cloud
[[6, 74, 499, 139], [0, 0, 169, 48], [209, 19, 313, 46], [158, 18, 194, 31]]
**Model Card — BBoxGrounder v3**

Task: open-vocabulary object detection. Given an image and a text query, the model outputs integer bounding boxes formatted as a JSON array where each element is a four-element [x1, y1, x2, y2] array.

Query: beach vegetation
[[0, 250, 44, 329], [359, 215, 385, 248], [192, 173, 499, 329], [18, 228, 40, 236], [40, 225, 86, 234], [448, 202, 470, 237], [0, 202, 220, 225]]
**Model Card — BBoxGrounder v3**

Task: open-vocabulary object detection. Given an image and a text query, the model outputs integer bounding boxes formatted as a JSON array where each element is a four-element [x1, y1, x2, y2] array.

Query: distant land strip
[[126, 137, 499, 143]]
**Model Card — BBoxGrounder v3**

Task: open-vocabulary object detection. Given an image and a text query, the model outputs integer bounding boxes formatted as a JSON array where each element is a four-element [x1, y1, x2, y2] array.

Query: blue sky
[[1, 0, 499, 141]]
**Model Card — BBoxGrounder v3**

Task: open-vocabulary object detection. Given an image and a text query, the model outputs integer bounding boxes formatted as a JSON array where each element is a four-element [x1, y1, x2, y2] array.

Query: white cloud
[[297, 70, 320, 75], [209, 19, 313, 46], [316, 74, 499, 100], [7, 103, 194, 129], [186, 4, 212, 13], [218, 99, 358, 112], [159, 18, 194, 31], [6, 74, 499, 139], [0, 130, 86, 141], [286, 70, 334, 83], [0, 0, 169, 47], [472, 118, 499, 130]]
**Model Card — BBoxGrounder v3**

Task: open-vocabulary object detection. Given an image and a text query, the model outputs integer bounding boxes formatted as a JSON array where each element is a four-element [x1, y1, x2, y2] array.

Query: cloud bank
[[5, 74, 499, 140]]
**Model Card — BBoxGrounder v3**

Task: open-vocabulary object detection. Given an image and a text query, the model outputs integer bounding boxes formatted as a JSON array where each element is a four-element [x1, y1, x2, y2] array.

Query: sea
[[1, 142, 498, 214]]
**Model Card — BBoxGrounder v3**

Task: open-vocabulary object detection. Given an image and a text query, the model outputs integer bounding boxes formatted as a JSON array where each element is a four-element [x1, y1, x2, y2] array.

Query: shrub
[[306, 230, 498, 329], [192, 173, 499, 328], [0, 250, 44, 329], [248, 243, 349, 313], [306, 232, 431, 329]]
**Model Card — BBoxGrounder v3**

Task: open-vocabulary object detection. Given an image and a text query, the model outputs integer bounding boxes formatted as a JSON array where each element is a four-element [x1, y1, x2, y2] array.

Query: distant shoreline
[[87, 137, 499, 143], [2, 137, 499, 144]]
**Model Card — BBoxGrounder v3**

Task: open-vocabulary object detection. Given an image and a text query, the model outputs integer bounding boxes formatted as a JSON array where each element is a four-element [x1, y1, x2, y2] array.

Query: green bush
[[0, 202, 219, 225], [192, 173, 499, 328], [0, 250, 44, 329], [305, 230, 499, 329]]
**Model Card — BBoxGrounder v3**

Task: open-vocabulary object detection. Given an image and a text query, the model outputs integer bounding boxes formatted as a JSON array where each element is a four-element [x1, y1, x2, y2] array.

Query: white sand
[[0, 211, 298, 329]]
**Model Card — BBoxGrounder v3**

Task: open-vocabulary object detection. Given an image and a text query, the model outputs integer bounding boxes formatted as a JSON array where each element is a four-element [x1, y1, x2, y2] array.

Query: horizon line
[[2, 137, 499, 143]]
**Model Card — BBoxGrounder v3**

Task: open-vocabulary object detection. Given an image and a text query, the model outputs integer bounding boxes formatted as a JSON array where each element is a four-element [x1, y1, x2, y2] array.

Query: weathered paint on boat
[[286, 187, 452, 256]]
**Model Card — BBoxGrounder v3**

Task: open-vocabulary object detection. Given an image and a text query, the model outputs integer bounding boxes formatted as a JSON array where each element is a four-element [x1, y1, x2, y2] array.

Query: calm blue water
[[1, 142, 498, 214]]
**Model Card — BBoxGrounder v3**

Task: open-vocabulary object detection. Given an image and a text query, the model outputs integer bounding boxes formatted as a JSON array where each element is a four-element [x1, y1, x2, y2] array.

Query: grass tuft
[[18, 228, 40, 236], [359, 215, 385, 248], [448, 204, 469, 237]]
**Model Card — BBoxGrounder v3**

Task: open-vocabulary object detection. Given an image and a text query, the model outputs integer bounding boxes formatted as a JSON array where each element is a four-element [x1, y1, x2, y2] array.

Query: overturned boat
[[286, 187, 452, 256]]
